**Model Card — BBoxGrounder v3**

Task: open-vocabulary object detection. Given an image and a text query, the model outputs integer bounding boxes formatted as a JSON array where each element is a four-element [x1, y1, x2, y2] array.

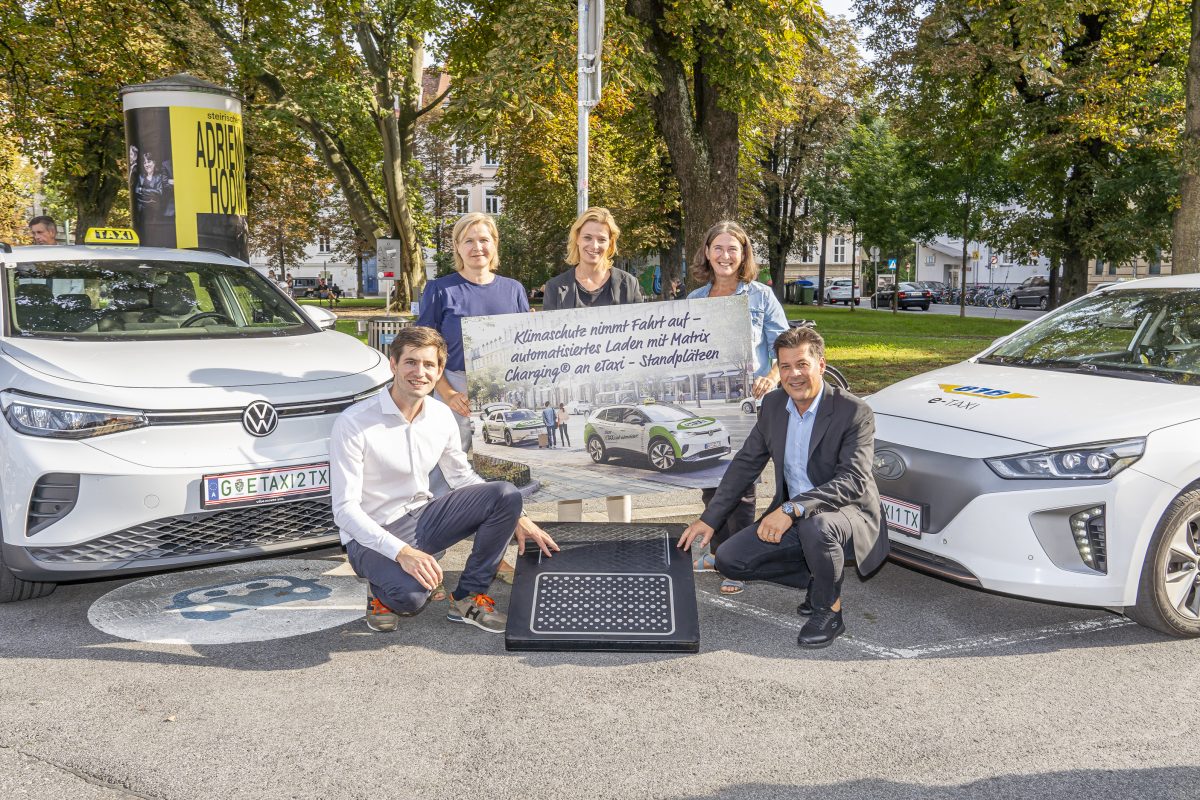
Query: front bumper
[[875, 438, 1174, 607]]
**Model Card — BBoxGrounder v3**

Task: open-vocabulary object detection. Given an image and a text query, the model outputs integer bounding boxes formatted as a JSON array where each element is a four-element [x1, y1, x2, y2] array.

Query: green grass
[[334, 320, 367, 341], [784, 305, 1025, 394]]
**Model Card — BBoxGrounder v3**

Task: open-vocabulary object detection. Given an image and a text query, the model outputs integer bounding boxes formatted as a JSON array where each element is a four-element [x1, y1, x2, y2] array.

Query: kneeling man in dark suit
[[678, 325, 888, 648]]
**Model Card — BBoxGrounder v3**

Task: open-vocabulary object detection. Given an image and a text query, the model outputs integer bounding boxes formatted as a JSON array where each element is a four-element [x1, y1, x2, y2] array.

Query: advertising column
[[120, 74, 248, 261]]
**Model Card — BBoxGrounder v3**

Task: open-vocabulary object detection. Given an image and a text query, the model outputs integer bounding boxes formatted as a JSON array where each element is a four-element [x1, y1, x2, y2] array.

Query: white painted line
[[697, 589, 1136, 659]]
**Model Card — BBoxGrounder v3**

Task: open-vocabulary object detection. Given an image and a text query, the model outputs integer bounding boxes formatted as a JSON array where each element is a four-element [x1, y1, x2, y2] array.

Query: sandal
[[693, 552, 717, 573], [719, 579, 746, 595], [495, 558, 516, 585]]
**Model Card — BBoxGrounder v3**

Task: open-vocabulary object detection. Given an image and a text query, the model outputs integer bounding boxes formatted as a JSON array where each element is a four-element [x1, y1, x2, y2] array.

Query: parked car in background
[[872, 282, 932, 311], [584, 403, 730, 471], [565, 399, 593, 415], [917, 281, 949, 303], [290, 277, 320, 298], [481, 408, 545, 446], [1008, 275, 1051, 310], [867, 275, 1200, 636], [823, 279, 862, 305], [0, 232, 392, 603]]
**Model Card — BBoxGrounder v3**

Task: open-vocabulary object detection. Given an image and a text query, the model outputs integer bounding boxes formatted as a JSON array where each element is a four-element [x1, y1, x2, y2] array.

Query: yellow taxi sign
[[84, 227, 139, 245]]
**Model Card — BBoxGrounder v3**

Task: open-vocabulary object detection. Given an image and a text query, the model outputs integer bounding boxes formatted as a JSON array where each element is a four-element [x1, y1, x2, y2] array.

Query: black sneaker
[[365, 594, 399, 632], [797, 608, 844, 648]]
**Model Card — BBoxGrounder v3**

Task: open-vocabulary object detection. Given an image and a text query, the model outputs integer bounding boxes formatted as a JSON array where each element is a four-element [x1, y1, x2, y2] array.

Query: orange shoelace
[[368, 598, 393, 615], [472, 593, 496, 611]]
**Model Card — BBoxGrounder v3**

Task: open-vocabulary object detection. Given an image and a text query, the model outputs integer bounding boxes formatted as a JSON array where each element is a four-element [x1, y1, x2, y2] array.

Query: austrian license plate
[[704, 441, 724, 450], [202, 463, 330, 509], [881, 495, 923, 538]]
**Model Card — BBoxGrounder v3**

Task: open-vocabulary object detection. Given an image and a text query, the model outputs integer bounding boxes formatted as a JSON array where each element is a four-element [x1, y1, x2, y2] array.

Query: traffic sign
[[887, 259, 897, 271]]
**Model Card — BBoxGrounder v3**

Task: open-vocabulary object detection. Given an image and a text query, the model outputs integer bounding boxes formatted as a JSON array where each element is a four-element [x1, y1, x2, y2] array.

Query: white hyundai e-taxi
[[867, 274, 1200, 636], [0, 233, 392, 602]]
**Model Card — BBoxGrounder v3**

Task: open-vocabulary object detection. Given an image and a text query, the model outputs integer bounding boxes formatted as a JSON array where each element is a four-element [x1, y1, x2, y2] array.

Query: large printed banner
[[462, 296, 760, 501]]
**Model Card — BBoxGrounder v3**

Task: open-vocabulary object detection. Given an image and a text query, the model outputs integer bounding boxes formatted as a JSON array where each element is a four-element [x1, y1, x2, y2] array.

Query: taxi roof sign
[[84, 227, 139, 245]]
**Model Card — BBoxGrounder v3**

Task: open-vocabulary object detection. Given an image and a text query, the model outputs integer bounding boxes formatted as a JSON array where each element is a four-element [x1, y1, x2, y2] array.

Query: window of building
[[485, 188, 501, 215], [318, 234, 331, 253], [832, 235, 846, 264], [1095, 258, 1104, 275], [483, 146, 499, 167], [454, 189, 470, 214], [1149, 250, 1162, 275], [1109, 259, 1118, 275], [453, 144, 471, 166]]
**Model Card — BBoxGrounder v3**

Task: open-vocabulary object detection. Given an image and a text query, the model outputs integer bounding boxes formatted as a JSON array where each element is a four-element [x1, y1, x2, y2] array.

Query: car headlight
[[1, 391, 148, 439], [985, 438, 1145, 480]]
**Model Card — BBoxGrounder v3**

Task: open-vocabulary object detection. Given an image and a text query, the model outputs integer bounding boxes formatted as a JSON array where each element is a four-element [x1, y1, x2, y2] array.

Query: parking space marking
[[698, 590, 1136, 659]]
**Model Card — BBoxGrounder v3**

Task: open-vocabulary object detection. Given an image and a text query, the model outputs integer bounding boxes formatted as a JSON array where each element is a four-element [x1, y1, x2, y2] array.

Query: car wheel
[[854, 298, 860, 306], [504, 430, 513, 446], [1127, 487, 1200, 637], [1038, 296, 1048, 311], [647, 438, 677, 472], [920, 303, 929, 311], [587, 436, 608, 464], [870, 296, 878, 309], [741, 400, 755, 414], [1009, 296, 1019, 309], [0, 534, 56, 603], [482, 428, 491, 444]]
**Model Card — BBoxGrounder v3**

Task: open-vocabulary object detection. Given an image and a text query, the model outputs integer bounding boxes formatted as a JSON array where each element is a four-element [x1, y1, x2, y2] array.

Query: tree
[[189, 0, 454, 307], [860, 0, 1189, 302], [1173, 0, 1200, 273], [743, 18, 865, 301], [0, 0, 224, 239], [0, 134, 37, 244], [448, 0, 819, 286]]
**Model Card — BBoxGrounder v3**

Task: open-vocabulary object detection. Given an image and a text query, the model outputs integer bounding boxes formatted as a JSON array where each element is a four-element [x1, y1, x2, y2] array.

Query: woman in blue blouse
[[688, 220, 789, 594]]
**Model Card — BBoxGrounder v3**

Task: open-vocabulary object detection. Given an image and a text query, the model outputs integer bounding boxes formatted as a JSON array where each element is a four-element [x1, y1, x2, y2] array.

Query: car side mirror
[[300, 304, 337, 330]]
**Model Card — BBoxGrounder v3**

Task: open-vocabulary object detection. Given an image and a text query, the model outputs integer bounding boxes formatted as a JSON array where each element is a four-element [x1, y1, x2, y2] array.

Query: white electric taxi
[[0, 233, 392, 602], [866, 274, 1200, 635]]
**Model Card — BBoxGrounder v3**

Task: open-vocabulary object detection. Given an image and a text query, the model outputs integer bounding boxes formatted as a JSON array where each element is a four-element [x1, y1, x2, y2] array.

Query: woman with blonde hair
[[417, 211, 531, 584], [688, 220, 788, 594], [543, 207, 643, 310]]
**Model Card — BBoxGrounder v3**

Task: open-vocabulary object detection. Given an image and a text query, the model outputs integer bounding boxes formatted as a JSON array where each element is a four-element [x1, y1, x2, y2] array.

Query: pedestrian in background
[[687, 220, 789, 595], [556, 403, 570, 447], [28, 216, 58, 245], [541, 402, 557, 448]]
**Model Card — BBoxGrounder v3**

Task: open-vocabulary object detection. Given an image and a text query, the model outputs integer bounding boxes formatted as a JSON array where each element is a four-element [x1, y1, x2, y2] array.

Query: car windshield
[[504, 410, 537, 422], [981, 288, 1200, 385], [8, 259, 310, 340], [641, 404, 695, 422]]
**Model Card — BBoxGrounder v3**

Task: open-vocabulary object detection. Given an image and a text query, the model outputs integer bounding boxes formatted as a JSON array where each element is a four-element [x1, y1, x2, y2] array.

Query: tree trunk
[[817, 217, 829, 306], [625, 0, 739, 289], [1174, 0, 1200, 274], [69, 123, 124, 242], [660, 204, 684, 297]]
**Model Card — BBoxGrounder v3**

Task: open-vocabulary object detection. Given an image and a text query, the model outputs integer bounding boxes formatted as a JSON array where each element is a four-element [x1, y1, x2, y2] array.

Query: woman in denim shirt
[[687, 220, 789, 594]]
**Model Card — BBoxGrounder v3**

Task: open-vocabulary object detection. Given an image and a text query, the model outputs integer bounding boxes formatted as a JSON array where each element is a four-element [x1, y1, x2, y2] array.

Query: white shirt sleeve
[[329, 415, 407, 560]]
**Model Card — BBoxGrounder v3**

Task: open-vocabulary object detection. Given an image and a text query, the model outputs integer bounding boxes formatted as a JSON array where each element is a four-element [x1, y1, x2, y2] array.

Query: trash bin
[[366, 317, 412, 354], [800, 286, 815, 305], [785, 282, 801, 303]]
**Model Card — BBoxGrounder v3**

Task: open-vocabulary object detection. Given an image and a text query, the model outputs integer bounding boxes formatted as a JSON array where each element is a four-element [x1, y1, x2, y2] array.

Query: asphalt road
[[857, 298, 1045, 323], [2, 533, 1197, 800]]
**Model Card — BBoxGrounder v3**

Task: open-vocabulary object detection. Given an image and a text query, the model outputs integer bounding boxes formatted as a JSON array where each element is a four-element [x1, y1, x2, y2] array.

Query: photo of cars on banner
[[461, 296, 755, 499]]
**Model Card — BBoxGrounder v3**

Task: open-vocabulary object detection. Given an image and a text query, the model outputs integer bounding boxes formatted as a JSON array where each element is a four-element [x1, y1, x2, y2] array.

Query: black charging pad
[[504, 522, 699, 653]]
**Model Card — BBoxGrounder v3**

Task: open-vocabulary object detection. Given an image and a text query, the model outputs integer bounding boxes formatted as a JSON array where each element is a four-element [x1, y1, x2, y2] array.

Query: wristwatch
[[781, 501, 803, 520]]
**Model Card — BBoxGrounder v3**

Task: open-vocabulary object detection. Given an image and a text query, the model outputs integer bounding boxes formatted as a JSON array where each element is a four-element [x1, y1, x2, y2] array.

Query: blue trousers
[[346, 481, 522, 613], [714, 510, 854, 610]]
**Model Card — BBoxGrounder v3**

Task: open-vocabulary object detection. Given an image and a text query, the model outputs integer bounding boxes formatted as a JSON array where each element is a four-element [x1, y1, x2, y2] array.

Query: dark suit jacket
[[700, 383, 889, 575], [543, 266, 643, 310]]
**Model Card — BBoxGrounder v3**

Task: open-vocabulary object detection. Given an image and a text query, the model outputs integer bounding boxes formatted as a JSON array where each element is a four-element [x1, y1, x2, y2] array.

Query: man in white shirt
[[330, 326, 559, 633]]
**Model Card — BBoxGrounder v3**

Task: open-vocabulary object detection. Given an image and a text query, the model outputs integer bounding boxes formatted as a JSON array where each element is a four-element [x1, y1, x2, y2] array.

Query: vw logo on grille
[[872, 450, 906, 480], [242, 401, 279, 437]]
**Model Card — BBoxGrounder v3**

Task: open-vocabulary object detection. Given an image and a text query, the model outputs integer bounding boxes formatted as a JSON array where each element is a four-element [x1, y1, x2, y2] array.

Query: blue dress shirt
[[783, 383, 824, 497]]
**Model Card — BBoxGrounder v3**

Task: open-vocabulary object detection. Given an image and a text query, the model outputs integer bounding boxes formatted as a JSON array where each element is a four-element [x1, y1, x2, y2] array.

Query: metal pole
[[577, 0, 588, 216]]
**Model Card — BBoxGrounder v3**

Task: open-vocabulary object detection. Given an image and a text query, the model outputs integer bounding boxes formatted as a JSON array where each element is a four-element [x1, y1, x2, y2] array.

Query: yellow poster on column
[[168, 106, 248, 261]]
